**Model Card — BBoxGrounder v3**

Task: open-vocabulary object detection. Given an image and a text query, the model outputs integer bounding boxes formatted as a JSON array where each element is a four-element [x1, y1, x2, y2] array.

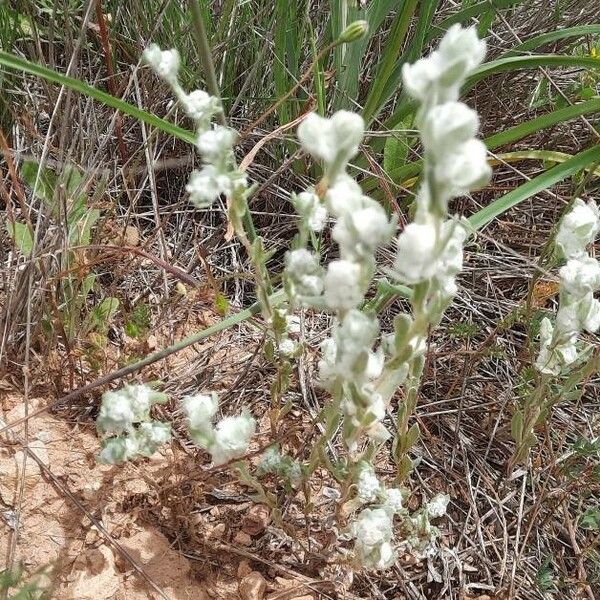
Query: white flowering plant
[[92, 21, 597, 574], [510, 198, 600, 467], [94, 23, 490, 570]]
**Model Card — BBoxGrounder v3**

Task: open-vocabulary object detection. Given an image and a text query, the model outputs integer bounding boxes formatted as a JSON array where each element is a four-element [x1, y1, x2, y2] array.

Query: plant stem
[[187, 0, 226, 126]]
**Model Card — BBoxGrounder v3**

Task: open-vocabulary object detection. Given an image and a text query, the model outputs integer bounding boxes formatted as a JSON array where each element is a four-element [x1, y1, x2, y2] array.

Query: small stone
[[239, 571, 267, 600], [234, 531, 252, 547], [237, 560, 252, 578], [208, 522, 226, 540], [242, 504, 271, 536], [123, 225, 140, 246], [82, 481, 101, 500]]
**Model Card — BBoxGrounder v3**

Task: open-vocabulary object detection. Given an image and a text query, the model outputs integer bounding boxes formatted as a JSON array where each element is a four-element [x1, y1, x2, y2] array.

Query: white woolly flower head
[[293, 191, 328, 232], [181, 89, 222, 123], [332, 200, 395, 261], [394, 222, 436, 284], [337, 310, 380, 354], [559, 257, 600, 299], [384, 488, 404, 514], [356, 462, 381, 504], [182, 393, 219, 431], [437, 24, 486, 79], [285, 248, 324, 300], [143, 43, 180, 84], [318, 311, 380, 387], [394, 218, 466, 291], [196, 126, 237, 163], [402, 25, 485, 103], [135, 421, 172, 457], [535, 317, 577, 375], [426, 493, 450, 518], [420, 102, 479, 157], [575, 293, 600, 334], [258, 445, 282, 473], [324, 259, 364, 310], [325, 175, 364, 217], [352, 507, 396, 569], [278, 337, 298, 357], [185, 165, 247, 208], [434, 138, 491, 197], [555, 199, 600, 259], [97, 384, 167, 436], [209, 411, 256, 465], [96, 391, 135, 435], [298, 111, 364, 169]]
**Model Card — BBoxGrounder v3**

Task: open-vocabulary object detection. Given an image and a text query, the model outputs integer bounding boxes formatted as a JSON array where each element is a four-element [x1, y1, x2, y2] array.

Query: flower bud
[[338, 20, 369, 44]]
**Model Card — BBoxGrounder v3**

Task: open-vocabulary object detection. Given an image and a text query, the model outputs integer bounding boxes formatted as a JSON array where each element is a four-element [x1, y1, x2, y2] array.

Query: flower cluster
[[377, 25, 491, 412], [352, 507, 396, 569], [403, 493, 450, 556], [536, 199, 600, 375], [318, 310, 388, 446], [181, 392, 256, 465], [350, 463, 450, 568], [285, 112, 395, 446], [143, 44, 247, 209], [96, 384, 171, 464], [393, 25, 489, 296]]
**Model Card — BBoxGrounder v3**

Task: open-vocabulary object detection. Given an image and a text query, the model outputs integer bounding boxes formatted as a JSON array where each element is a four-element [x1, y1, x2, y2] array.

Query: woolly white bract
[[352, 507, 396, 569], [297, 110, 364, 175], [181, 393, 256, 465], [356, 462, 382, 504], [401, 24, 485, 104], [96, 384, 170, 464]]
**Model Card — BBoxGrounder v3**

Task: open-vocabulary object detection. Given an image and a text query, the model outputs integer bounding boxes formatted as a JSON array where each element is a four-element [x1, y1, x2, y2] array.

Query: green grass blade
[[485, 98, 600, 149], [333, 0, 408, 110], [0, 50, 195, 145], [426, 0, 523, 44], [468, 144, 600, 231], [502, 25, 600, 57], [370, 0, 524, 122], [330, 0, 358, 109], [361, 0, 419, 123], [382, 54, 600, 135], [494, 150, 600, 176], [366, 98, 600, 194]]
